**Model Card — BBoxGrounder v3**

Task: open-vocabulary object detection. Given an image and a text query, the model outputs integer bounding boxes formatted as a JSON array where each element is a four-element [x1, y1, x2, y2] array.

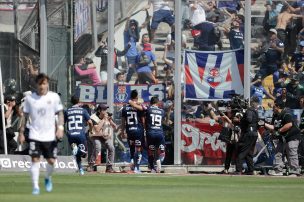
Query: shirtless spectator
[[276, 5, 302, 49], [285, 1, 304, 18]]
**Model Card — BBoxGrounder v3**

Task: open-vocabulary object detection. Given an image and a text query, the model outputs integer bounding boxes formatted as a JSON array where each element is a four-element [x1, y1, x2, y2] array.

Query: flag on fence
[[184, 49, 244, 100]]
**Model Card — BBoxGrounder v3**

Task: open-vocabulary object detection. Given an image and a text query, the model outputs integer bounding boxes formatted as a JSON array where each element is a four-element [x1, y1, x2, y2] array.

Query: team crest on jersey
[[115, 85, 128, 103], [47, 100, 52, 104], [206, 68, 223, 88]]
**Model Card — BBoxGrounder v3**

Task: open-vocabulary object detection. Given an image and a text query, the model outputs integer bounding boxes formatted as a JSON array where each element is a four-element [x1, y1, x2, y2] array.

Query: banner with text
[[181, 121, 226, 165], [76, 83, 166, 104], [0, 155, 77, 172]]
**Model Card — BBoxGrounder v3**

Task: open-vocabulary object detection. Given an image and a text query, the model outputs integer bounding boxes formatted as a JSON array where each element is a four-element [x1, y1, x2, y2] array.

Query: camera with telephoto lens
[[217, 94, 248, 114]]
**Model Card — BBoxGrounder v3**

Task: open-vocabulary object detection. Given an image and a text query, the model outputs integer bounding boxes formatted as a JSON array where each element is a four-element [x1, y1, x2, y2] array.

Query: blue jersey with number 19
[[146, 105, 164, 135], [64, 105, 90, 137]]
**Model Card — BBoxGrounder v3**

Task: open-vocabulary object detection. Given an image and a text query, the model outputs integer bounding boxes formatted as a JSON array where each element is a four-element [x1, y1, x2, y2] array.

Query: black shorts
[[28, 139, 58, 159]]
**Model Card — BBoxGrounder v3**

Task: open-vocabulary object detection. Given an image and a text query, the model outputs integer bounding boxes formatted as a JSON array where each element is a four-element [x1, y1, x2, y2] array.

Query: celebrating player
[[64, 95, 93, 175], [121, 90, 145, 173]]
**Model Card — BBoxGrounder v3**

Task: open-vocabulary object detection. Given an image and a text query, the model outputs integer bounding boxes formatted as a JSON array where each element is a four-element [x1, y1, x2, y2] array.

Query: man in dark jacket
[[235, 96, 259, 175], [264, 99, 301, 176]]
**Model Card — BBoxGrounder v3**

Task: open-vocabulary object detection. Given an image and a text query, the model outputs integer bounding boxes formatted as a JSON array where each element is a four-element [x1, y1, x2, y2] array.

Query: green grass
[[0, 172, 304, 202]]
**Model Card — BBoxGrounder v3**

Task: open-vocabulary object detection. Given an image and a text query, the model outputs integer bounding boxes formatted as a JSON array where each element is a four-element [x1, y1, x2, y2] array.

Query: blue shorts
[[126, 55, 137, 65], [68, 135, 87, 151], [151, 10, 174, 30], [127, 130, 144, 147], [146, 132, 165, 150]]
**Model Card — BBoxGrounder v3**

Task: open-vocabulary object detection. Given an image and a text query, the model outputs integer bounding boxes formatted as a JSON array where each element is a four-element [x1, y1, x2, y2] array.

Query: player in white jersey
[[18, 73, 64, 195]]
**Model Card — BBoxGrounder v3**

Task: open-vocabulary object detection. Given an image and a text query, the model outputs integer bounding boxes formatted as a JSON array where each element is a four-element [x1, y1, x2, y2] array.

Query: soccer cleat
[[130, 159, 135, 171], [44, 178, 53, 192], [268, 170, 283, 176], [220, 169, 229, 174], [32, 188, 40, 195], [151, 169, 157, 173], [79, 168, 85, 176], [134, 167, 142, 174], [156, 159, 161, 173], [71, 143, 78, 156]]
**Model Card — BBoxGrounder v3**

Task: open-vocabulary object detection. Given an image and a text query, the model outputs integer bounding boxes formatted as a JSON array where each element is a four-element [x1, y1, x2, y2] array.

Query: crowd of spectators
[[2, 1, 304, 173]]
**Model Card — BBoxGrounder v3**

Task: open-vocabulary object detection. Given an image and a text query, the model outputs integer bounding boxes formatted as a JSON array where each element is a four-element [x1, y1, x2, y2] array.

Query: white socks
[[30, 162, 40, 189], [45, 163, 54, 179]]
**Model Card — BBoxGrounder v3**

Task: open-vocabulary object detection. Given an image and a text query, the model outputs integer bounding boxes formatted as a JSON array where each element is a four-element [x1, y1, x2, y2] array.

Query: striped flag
[[184, 49, 244, 100]]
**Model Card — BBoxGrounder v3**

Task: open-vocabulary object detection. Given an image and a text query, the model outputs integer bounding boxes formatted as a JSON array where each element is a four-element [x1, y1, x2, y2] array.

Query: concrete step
[[86, 163, 227, 174]]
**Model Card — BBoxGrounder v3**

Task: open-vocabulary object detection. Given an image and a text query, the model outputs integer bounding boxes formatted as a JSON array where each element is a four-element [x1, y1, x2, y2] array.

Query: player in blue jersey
[[120, 90, 145, 173], [129, 96, 165, 173], [145, 96, 165, 173], [64, 95, 93, 175]]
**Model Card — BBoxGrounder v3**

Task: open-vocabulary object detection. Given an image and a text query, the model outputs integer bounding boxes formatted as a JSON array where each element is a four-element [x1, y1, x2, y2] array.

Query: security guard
[[235, 96, 259, 175], [264, 99, 301, 176]]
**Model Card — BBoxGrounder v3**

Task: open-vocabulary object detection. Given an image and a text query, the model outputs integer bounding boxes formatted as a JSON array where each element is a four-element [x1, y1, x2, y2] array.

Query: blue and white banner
[[184, 49, 244, 100], [76, 84, 166, 104]]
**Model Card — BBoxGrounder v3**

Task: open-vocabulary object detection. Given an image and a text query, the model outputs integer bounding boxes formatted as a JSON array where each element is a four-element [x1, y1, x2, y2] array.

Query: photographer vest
[[240, 107, 259, 134]]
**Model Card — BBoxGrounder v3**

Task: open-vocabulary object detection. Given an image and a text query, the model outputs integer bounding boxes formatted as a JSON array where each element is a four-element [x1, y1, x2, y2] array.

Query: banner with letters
[[76, 83, 166, 104], [0, 155, 78, 172], [181, 121, 226, 165], [181, 120, 276, 166]]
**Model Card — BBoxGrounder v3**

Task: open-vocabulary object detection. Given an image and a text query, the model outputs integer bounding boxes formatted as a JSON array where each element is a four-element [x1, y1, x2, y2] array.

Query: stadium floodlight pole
[[107, 0, 114, 113], [244, 0, 251, 101], [39, 0, 47, 74], [0, 61, 8, 155], [174, 0, 182, 165]]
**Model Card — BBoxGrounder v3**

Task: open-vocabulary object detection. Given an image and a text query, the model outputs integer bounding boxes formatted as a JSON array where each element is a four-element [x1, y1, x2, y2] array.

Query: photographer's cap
[[97, 104, 109, 111], [269, 28, 277, 35]]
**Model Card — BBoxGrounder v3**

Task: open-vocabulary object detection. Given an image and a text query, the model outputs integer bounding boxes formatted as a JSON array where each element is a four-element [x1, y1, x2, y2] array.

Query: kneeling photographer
[[263, 99, 301, 176], [235, 96, 260, 175]]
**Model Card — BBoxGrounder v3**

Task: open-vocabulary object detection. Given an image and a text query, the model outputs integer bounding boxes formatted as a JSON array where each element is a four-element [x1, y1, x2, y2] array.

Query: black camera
[[230, 95, 248, 110]]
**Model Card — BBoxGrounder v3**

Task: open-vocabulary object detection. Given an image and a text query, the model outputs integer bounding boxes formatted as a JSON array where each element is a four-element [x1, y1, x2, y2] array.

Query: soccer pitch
[[0, 173, 304, 202]]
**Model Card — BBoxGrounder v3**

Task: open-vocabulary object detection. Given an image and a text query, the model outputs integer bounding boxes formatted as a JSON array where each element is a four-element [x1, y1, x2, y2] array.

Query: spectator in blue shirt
[[135, 43, 157, 84], [251, 74, 275, 104]]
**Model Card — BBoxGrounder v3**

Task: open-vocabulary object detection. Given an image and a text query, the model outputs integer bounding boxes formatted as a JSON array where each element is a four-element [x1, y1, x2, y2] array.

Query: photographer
[[0, 95, 18, 154], [89, 104, 117, 173], [264, 99, 301, 176], [210, 101, 240, 174], [235, 96, 260, 175]]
